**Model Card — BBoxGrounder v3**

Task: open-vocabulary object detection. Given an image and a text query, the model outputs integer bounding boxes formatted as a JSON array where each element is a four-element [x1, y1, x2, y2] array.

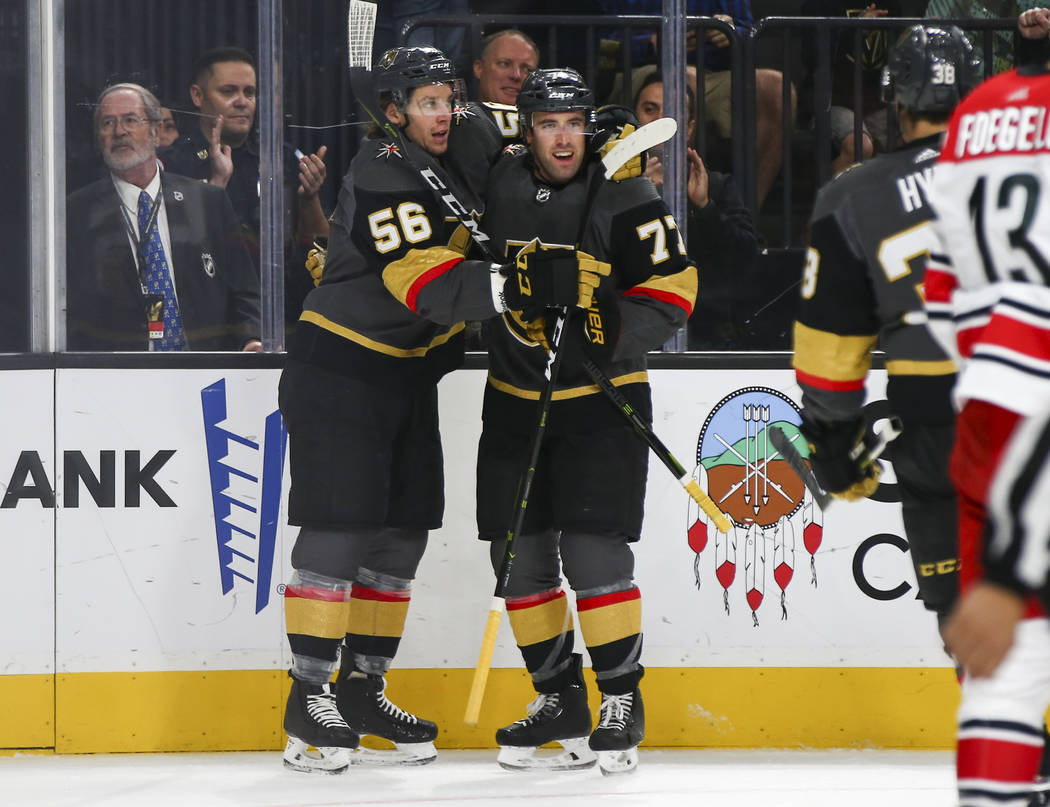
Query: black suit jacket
[[66, 171, 261, 351]]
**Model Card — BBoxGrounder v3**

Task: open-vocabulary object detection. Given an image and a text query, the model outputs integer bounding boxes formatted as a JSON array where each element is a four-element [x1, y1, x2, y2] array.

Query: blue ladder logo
[[201, 378, 287, 614]]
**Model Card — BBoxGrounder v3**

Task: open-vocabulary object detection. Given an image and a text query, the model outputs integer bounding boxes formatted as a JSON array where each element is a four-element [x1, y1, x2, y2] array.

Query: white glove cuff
[[491, 265, 511, 312]]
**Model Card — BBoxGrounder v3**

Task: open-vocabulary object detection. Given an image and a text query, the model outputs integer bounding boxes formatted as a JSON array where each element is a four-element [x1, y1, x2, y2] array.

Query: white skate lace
[[376, 681, 419, 724], [306, 685, 351, 730], [516, 692, 559, 725], [596, 693, 632, 731]]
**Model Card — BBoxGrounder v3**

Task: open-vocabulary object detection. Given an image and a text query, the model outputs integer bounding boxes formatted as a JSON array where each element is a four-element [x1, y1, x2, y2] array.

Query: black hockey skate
[[282, 675, 359, 774], [589, 688, 644, 775], [336, 673, 438, 766], [496, 654, 597, 772]]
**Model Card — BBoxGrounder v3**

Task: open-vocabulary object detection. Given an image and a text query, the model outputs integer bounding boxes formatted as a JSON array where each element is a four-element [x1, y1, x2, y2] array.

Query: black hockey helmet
[[373, 46, 460, 112], [880, 24, 982, 114], [516, 68, 596, 130]]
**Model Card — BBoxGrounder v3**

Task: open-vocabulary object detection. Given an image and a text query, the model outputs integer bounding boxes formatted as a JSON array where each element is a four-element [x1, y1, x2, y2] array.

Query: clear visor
[[530, 116, 590, 137], [403, 79, 465, 116]]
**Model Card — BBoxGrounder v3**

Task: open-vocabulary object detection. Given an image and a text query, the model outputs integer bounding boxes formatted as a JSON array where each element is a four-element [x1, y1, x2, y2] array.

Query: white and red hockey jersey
[[925, 64, 1050, 418]]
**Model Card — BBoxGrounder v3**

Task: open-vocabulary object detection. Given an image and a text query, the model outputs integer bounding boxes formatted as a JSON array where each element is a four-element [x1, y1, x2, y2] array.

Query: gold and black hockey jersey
[[793, 133, 957, 425], [479, 151, 698, 434], [291, 102, 506, 388]]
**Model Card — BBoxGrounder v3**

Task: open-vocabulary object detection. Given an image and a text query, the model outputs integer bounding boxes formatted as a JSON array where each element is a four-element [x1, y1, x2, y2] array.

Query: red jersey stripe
[[622, 286, 694, 315], [405, 257, 463, 313], [957, 736, 1043, 782], [924, 267, 957, 304], [795, 367, 866, 392], [979, 313, 1050, 362]]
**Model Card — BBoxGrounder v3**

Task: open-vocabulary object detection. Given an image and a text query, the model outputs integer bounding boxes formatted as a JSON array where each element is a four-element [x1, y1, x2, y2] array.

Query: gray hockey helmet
[[516, 68, 596, 130], [880, 24, 983, 114]]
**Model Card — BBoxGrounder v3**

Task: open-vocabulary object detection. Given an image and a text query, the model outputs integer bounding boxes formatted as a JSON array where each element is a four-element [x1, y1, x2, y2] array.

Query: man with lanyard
[[66, 82, 260, 351]]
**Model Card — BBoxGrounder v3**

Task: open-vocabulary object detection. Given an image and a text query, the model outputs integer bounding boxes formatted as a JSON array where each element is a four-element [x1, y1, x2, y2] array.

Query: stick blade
[[347, 0, 377, 70], [601, 116, 678, 179], [769, 426, 831, 509]]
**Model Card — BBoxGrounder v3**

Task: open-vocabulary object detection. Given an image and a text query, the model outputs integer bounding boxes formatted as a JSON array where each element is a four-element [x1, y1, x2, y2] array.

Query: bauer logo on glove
[[502, 241, 611, 322]]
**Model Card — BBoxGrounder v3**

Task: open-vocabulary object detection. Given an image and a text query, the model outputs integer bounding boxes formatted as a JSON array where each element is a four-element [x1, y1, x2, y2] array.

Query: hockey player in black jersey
[[465, 69, 697, 775], [792, 26, 981, 638], [277, 46, 604, 774]]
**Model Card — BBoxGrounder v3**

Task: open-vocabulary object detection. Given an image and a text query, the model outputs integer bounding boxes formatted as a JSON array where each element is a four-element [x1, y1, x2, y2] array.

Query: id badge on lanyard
[[144, 293, 165, 342]]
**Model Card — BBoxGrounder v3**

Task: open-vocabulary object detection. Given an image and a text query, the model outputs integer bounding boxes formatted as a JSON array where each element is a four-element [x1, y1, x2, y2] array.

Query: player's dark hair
[[634, 70, 696, 124]]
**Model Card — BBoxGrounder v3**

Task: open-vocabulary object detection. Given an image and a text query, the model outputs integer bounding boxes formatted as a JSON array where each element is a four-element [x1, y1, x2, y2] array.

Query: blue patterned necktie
[[137, 190, 187, 350]]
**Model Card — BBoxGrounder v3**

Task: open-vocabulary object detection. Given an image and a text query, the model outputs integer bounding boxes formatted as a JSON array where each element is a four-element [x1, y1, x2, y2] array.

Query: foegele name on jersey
[[954, 104, 1050, 157]]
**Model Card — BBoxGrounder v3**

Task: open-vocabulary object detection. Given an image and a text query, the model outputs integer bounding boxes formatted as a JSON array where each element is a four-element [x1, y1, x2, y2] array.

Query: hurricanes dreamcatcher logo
[[687, 386, 824, 625]]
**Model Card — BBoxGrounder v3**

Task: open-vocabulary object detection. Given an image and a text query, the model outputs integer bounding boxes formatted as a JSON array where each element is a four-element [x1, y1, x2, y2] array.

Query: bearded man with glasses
[[65, 82, 261, 351]]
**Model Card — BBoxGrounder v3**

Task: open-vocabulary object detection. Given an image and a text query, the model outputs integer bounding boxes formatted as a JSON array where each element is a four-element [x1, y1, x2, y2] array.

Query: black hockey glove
[[591, 105, 646, 181], [502, 248, 611, 322], [799, 413, 882, 501], [559, 284, 621, 373]]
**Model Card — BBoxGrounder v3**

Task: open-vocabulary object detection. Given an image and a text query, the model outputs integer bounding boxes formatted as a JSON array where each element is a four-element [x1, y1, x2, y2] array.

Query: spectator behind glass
[[634, 71, 758, 349], [66, 83, 261, 351], [159, 46, 329, 333], [797, 2, 906, 176], [926, 0, 1044, 73], [602, 0, 795, 209], [471, 0, 604, 77], [473, 29, 539, 106], [375, 1, 472, 73], [157, 106, 179, 148]]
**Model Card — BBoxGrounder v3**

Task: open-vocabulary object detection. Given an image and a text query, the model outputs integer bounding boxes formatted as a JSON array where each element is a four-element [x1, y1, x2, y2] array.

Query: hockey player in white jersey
[[924, 10, 1050, 804]]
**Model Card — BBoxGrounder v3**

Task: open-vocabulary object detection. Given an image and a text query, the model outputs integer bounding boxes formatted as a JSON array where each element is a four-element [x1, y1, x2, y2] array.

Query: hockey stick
[[342, 5, 694, 722], [769, 418, 903, 510], [464, 121, 681, 726], [580, 357, 732, 531], [768, 427, 831, 510]]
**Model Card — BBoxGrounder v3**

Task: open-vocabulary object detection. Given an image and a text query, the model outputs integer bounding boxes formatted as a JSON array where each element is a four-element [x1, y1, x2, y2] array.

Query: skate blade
[[347, 740, 437, 767], [597, 747, 639, 776], [497, 737, 597, 772], [281, 738, 350, 774]]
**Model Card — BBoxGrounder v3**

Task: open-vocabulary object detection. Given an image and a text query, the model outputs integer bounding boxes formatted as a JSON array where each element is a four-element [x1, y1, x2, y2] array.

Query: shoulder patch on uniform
[[503, 143, 527, 156], [452, 104, 476, 125], [913, 147, 939, 163], [196, 149, 209, 161], [374, 141, 402, 160]]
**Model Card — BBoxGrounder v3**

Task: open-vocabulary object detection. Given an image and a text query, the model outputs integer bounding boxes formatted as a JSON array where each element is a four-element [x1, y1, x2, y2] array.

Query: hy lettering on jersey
[[201, 379, 287, 614], [896, 165, 935, 214]]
